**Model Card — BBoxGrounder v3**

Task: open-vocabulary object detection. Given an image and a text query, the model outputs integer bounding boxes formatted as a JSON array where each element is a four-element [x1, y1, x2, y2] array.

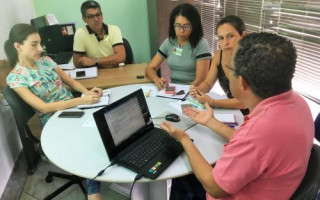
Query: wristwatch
[[94, 58, 99, 66]]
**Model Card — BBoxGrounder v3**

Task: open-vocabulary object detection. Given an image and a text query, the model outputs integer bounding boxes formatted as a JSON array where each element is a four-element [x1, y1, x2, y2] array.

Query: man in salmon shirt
[[160, 32, 314, 200]]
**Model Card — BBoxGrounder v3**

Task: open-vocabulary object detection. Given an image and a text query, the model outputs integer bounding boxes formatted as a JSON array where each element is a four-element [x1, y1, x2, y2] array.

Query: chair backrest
[[123, 38, 134, 64], [315, 113, 320, 141], [3, 85, 40, 174], [290, 144, 320, 200], [3, 86, 39, 143]]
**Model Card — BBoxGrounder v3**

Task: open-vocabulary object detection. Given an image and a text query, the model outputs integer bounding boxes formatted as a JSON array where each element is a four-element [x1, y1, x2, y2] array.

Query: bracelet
[[210, 99, 216, 108]]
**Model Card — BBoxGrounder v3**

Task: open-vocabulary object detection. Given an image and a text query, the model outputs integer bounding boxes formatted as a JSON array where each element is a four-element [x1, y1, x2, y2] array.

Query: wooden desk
[[77, 63, 151, 89]]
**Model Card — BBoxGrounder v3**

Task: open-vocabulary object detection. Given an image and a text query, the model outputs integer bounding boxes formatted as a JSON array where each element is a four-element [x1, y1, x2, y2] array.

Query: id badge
[[173, 47, 183, 56]]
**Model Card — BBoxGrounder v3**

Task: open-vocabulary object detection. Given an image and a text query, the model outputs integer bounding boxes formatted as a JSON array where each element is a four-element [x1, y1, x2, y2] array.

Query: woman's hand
[[196, 90, 212, 105], [159, 121, 189, 143], [189, 85, 198, 98], [86, 87, 103, 97], [184, 103, 213, 126], [80, 94, 100, 105], [154, 77, 168, 90]]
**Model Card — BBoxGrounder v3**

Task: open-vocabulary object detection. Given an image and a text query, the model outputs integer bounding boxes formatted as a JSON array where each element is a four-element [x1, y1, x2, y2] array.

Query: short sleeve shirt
[[208, 90, 314, 200], [6, 57, 73, 125], [157, 38, 211, 84], [73, 24, 123, 59]]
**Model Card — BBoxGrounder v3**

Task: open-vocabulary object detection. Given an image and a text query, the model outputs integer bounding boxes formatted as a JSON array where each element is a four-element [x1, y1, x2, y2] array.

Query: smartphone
[[165, 86, 176, 94], [76, 71, 86, 77], [58, 111, 85, 118]]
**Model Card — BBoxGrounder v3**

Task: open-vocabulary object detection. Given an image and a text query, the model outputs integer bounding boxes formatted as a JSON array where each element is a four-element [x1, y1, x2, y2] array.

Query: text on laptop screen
[[104, 97, 145, 146]]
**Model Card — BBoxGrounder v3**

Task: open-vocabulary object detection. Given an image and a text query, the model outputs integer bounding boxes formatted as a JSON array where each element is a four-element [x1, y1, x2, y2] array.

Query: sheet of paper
[[215, 114, 237, 124], [156, 83, 189, 100], [77, 89, 111, 109], [60, 63, 75, 70], [141, 85, 157, 97], [82, 115, 97, 127]]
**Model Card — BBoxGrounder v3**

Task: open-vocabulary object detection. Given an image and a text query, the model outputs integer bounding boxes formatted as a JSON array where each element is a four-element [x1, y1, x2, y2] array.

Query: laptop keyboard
[[122, 129, 177, 169]]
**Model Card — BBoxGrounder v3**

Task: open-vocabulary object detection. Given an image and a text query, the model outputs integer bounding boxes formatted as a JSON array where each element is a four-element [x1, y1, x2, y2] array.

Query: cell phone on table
[[165, 86, 176, 94], [58, 111, 85, 118]]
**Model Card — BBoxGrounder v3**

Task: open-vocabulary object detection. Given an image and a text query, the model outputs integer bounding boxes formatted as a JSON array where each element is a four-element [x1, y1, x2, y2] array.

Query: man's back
[[212, 90, 314, 200]]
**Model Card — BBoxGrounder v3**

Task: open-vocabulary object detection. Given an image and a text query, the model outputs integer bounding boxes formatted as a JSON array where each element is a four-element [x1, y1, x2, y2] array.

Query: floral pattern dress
[[6, 56, 73, 126]]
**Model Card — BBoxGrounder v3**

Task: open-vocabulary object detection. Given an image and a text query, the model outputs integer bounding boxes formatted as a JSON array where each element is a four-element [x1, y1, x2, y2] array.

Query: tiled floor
[[2, 153, 128, 200], [20, 160, 128, 200]]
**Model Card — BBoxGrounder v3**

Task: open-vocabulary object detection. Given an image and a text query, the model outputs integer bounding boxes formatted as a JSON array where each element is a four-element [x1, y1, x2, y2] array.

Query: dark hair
[[4, 23, 38, 68], [168, 3, 203, 48], [81, 0, 101, 17], [233, 32, 297, 99], [216, 15, 245, 35]]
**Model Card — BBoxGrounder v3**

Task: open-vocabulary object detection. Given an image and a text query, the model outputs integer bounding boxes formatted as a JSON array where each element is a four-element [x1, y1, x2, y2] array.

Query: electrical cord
[[129, 173, 144, 200], [87, 161, 116, 190], [184, 123, 197, 131]]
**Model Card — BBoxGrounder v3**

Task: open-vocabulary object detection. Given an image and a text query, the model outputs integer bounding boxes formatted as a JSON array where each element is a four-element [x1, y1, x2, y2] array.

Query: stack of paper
[[64, 67, 98, 79], [77, 89, 111, 109], [215, 114, 238, 127]]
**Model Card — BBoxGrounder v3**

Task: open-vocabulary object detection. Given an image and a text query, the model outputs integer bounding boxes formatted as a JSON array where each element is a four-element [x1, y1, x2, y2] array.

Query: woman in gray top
[[145, 3, 211, 89]]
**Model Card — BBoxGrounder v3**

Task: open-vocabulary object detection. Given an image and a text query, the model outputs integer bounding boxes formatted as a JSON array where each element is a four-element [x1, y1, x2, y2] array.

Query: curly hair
[[168, 3, 203, 48], [233, 32, 297, 99]]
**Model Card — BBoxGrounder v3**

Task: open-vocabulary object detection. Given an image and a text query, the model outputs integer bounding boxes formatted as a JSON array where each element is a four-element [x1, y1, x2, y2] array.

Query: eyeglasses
[[225, 65, 235, 71], [173, 24, 192, 31], [85, 12, 102, 19]]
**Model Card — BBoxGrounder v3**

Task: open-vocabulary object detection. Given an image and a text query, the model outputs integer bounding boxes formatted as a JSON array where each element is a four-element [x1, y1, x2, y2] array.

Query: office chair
[[315, 113, 320, 142], [123, 38, 134, 64], [3, 86, 86, 200], [290, 144, 320, 200], [3, 86, 40, 175]]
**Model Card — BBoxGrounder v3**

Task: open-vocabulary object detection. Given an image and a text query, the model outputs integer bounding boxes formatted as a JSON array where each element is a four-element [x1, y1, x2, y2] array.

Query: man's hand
[[79, 56, 95, 67], [159, 121, 189, 142], [184, 103, 214, 126]]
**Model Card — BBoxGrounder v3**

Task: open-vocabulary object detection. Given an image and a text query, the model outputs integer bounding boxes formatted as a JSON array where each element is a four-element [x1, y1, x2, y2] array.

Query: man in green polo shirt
[[73, 0, 126, 68]]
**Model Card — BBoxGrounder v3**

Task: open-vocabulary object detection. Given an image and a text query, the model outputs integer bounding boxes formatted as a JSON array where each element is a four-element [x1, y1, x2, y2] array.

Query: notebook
[[77, 89, 111, 109], [93, 89, 184, 179]]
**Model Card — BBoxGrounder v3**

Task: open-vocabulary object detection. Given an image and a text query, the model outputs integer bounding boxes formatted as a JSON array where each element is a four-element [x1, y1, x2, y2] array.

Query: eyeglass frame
[[173, 24, 192, 31], [85, 12, 103, 19]]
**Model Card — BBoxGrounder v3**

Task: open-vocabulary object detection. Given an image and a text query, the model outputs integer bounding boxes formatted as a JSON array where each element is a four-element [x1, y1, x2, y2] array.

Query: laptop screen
[[93, 89, 154, 160], [105, 97, 145, 146]]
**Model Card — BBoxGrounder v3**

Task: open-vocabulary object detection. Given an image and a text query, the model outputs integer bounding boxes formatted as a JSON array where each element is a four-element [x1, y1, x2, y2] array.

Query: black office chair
[[3, 86, 40, 175], [3, 86, 86, 200], [123, 37, 134, 64], [290, 144, 320, 200]]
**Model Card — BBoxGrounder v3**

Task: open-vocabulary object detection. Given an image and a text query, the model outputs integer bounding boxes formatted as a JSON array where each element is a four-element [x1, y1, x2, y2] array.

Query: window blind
[[195, 0, 224, 53], [221, 0, 320, 103], [278, 0, 320, 103]]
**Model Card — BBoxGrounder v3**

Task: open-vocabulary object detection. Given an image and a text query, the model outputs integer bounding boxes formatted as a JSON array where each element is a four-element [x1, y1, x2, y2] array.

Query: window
[[195, 0, 224, 53], [277, 0, 320, 103], [199, 0, 320, 103]]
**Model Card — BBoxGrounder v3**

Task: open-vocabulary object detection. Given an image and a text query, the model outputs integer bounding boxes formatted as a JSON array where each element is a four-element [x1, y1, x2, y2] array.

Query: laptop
[[38, 23, 75, 64], [93, 89, 184, 179]]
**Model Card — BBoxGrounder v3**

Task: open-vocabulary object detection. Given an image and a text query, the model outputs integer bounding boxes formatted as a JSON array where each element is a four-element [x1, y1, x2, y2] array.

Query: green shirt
[[158, 38, 211, 84]]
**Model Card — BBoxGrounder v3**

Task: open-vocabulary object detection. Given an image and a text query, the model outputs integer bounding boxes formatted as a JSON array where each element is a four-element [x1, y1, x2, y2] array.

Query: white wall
[[0, 0, 35, 198], [0, 0, 35, 59]]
